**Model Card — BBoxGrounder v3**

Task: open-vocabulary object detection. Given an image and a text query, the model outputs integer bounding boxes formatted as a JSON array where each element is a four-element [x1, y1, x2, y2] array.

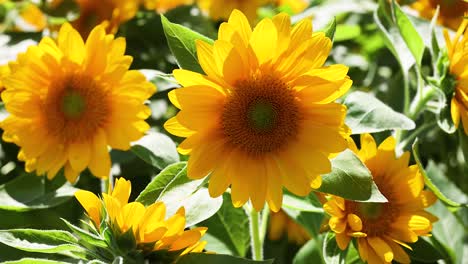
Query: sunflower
[[144, 0, 194, 13], [72, 0, 139, 38], [268, 210, 311, 244], [445, 16, 468, 135], [1, 23, 155, 182], [410, 0, 468, 30], [324, 134, 438, 264], [75, 178, 207, 256], [164, 10, 352, 211], [197, 0, 271, 23]]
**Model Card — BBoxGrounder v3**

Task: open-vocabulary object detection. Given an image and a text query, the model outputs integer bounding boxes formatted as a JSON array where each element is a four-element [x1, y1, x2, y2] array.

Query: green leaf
[[136, 162, 188, 205], [344, 91, 415, 134], [412, 140, 466, 208], [199, 193, 250, 257], [317, 150, 388, 203], [428, 202, 465, 264], [0, 229, 85, 257], [131, 130, 180, 170], [323, 232, 347, 264], [391, 0, 425, 67], [282, 208, 323, 238], [137, 162, 222, 227], [320, 17, 336, 41], [161, 15, 214, 74], [374, 3, 415, 72], [408, 237, 444, 263], [425, 161, 467, 204], [0, 173, 78, 211], [282, 190, 324, 213], [61, 218, 108, 249], [293, 238, 324, 264], [177, 253, 274, 264], [3, 259, 68, 264]]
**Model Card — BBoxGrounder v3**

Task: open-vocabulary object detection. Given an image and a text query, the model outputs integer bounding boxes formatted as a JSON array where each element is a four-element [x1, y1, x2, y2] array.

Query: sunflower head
[[324, 134, 438, 264], [0, 64, 10, 95], [445, 15, 468, 135], [165, 10, 351, 211], [75, 178, 207, 257], [1, 23, 156, 182], [73, 0, 139, 38], [276, 0, 309, 14], [410, 0, 468, 30], [268, 210, 311, 244]]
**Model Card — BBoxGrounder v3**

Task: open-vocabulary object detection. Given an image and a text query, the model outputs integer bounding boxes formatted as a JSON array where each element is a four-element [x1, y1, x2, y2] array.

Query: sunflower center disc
[[357, 202, 383, 220], [62, 90, 86, 119], [248, 100, 276, 132]]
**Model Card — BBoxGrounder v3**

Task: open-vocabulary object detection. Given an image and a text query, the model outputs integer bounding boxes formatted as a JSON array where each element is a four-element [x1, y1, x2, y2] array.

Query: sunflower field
[[0, 0, 467, 263]]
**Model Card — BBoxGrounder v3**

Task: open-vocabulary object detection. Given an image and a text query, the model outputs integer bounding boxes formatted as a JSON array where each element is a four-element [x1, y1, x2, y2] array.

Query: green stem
[[259, 206, 270, 243], [408, 84, 437, 121], [248, 206, 263, 260], [397, 121, 437, 152]]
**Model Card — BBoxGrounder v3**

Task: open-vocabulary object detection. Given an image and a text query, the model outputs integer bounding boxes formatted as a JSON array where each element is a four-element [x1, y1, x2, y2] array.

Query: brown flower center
[[44, 73, 111, 143], [221, 74, 302, 157]]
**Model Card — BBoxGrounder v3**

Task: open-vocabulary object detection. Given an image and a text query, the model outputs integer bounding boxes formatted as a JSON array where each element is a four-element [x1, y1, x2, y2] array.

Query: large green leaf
[[322, 232, 347, 264], [199, 193, 250, 257], [136, 162, 222, 227], [0, 229, 84, 257], [317, 150, 387, 203], [282, 208, 323, 238], [161, 15, 214, 74], [177, 253, 274, 264], [131, 130, 180, 170], [408, 237, 444, 263], [391, 0, 425, 67], [0, 173, 78, 211], [344, 91, 415, 134]]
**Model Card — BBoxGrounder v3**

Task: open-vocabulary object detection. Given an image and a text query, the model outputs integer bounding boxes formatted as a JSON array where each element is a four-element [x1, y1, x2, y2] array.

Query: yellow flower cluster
[[75, 178, 207, 255]]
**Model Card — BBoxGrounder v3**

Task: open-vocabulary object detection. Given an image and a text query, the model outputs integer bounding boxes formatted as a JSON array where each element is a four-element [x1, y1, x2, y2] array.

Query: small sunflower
[[144, 0, 194, 13], [410, 0, 468, 30], [165, 10, 352, 211], [197, 0, 271, 23], [1, 23, 155, 182], [324, 134, 438, 264], [268, 210, 311, 244], [75, 178, 207, 256], [73, 0, 139, 38], [445, 16, 468, 135]]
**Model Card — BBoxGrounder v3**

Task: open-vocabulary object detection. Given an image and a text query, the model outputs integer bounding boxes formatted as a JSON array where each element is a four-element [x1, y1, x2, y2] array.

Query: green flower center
[[248, 100, 277, 132], [357, 202, 383, 220], [62, 90, 86, 118]]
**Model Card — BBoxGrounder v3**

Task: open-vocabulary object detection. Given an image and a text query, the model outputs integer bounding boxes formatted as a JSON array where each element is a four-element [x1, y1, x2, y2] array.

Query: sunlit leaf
[[344, 91, 415, 134], [0, 174, 78, 211], [322, 232, 347, 264], [161, 15, 214, 74], [131, 130, 180, 170]]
